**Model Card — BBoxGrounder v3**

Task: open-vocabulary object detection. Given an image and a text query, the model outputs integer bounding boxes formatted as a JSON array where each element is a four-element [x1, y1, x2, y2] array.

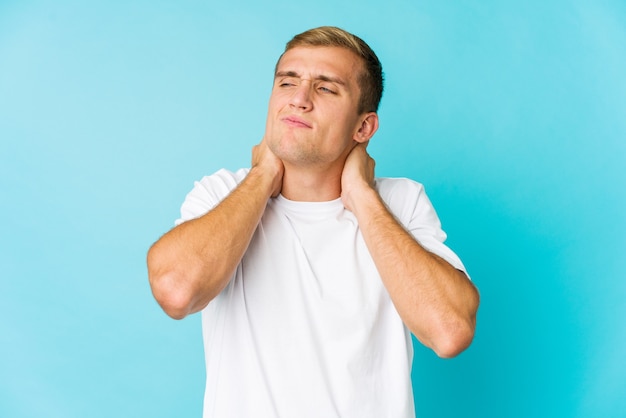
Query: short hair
[[278, 26, 384, 114]]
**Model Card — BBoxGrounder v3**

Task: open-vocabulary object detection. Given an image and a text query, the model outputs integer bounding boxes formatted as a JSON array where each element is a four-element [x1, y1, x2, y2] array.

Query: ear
[[353, 112, 379, 144]]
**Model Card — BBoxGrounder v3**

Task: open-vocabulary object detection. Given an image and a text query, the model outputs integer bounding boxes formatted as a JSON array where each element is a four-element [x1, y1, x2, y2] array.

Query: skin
[[147, 46, 479, 358], [264, 46, 378, 201]]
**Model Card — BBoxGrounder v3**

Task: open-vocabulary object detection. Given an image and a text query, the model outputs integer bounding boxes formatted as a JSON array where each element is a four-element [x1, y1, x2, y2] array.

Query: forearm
[[351, 186, 479, 358], [147, 167, 275, 319]]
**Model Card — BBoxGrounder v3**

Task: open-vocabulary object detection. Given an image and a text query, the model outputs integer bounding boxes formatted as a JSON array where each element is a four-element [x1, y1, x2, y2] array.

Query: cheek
[[265, 98, 283, 131], [268, 90, 289, 110], [333, 112, 360, 138]]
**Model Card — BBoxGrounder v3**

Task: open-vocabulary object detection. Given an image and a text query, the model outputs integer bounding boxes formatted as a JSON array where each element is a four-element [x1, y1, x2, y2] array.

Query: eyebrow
[[275, 70, 346, 86]]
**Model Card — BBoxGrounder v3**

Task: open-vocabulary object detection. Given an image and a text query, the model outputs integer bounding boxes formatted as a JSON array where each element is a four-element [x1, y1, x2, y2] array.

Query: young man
[[148, 26, 479, 418]]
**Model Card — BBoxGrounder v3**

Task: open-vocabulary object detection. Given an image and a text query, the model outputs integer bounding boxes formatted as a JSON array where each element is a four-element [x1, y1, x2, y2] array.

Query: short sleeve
[[376, 177, 468, 276], [175, 168, 250, 226]]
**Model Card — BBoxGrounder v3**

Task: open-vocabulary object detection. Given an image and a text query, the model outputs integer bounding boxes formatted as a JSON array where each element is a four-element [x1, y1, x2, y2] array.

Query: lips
[[282, 115, 312, 128]]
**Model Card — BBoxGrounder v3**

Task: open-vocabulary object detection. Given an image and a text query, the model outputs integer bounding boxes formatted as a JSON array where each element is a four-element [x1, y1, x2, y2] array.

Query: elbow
[[154, 281, 193, 320], [432, 319, 476, 358], [149, 270, 193, 320], [147, 249, 193, 320], [434, 284, 480, 358], [411, 314, 477, 359]]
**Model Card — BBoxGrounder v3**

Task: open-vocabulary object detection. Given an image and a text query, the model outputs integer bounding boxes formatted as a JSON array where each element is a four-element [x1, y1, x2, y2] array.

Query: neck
[[280, 163, 343, 202]]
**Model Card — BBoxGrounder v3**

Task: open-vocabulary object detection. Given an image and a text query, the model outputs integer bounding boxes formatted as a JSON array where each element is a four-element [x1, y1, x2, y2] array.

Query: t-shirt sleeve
[[175, 168, 250, 226], [376, 178, 468, 276]]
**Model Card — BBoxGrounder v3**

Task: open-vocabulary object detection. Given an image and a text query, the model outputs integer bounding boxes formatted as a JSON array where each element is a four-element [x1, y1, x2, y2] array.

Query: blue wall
[[1, 1, 624, 416]]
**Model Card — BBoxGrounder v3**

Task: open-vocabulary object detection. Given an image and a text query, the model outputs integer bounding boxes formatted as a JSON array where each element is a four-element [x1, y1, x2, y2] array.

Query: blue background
[[1, 0, 625, 416]]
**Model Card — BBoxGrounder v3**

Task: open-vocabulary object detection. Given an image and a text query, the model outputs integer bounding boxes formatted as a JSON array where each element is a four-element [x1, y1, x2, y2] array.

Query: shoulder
[[375, 177, 425, 195], [176, 168, 249, 224], [196, 168, 250, 190], [375, 177, 427, 209], [374, 176, 440, 229]]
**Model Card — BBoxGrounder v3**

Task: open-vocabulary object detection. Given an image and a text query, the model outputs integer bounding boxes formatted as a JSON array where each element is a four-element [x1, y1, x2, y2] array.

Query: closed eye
[[318, 85, 336, 94], [276, 76, 299, 88]]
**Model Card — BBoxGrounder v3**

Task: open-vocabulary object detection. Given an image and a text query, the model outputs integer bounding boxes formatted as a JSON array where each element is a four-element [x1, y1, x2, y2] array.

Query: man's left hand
[[341, 142, 376, 212]]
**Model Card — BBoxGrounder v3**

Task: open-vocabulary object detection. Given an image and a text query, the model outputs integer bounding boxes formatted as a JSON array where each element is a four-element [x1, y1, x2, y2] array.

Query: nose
[[289, 81, 313, 111]]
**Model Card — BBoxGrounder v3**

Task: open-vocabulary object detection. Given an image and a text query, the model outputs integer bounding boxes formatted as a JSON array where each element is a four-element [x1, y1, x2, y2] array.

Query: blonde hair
[[278, 26, 384, 114]]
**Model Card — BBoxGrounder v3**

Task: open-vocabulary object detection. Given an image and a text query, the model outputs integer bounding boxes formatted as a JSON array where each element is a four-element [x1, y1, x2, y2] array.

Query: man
[[147, 26, 479, 418]]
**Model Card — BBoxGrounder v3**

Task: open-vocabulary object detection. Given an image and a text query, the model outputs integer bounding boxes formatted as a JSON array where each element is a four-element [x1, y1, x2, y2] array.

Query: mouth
[[282, 116, 312, 128]]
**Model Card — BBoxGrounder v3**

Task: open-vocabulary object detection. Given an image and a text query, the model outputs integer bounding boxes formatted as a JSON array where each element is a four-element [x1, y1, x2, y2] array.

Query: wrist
[[342, 180, 378, 215], [248, 164, 283, 198]]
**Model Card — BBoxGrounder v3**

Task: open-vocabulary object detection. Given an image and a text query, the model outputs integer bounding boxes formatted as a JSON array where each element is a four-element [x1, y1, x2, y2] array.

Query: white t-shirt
[[177, 168, 467, 418]]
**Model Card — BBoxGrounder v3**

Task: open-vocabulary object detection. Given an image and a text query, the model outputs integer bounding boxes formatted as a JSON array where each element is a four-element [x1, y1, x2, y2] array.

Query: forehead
[[276, 46, 363, 83]]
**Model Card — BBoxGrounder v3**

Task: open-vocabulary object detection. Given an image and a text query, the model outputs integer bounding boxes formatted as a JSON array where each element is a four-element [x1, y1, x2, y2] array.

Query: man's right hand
[[148, 138, 285, 319], [251, 138, 284, 198]]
